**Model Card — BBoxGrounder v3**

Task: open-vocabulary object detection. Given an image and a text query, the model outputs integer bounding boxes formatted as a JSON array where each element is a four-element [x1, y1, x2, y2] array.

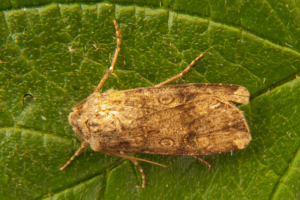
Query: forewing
[[88, 84, 251, 155]]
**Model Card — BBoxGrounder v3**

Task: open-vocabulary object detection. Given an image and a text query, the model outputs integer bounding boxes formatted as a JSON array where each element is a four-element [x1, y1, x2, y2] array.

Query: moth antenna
[[155, 53, 204, 87], [108, 151, 166, 168], [94, 19, 121, 93], [60, 142, 89, 170]]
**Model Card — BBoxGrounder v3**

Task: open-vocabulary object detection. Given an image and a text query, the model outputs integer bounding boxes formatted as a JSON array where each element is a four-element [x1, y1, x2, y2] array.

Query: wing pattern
[[69, 83, 251, 156]]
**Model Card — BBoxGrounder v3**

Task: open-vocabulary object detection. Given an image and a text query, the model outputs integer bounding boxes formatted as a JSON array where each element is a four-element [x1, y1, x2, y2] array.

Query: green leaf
[[1, 1, 299, 199]]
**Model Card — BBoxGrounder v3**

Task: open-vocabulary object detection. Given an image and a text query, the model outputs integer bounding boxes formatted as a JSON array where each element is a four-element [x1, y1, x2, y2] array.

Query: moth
[[61, 20, 251, 188]]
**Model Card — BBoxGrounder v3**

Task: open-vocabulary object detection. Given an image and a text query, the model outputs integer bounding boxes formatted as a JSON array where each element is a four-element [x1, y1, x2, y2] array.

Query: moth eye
[[160, 138, 174, 147], [158, 95, 174, 105]]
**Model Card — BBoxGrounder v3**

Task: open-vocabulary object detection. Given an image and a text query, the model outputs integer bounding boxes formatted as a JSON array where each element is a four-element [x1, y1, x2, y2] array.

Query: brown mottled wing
[[85, 83, 251, 156]]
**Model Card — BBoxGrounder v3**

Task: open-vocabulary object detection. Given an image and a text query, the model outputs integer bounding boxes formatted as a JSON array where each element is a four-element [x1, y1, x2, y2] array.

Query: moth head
[[68, 103, 91, 143], [89, 137, 103, 151]]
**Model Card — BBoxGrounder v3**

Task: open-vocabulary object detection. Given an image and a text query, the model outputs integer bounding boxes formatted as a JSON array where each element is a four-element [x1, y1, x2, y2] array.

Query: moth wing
[[90, 88, 251, 155]]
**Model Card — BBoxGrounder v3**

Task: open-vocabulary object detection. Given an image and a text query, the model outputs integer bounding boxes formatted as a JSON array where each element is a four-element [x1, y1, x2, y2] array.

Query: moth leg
[[155, 53, 204, 87], [120, 151, 146, 188], [94, 20, 121, 93], [60, 141, 89, 170], [192, 156, 211, 168]]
